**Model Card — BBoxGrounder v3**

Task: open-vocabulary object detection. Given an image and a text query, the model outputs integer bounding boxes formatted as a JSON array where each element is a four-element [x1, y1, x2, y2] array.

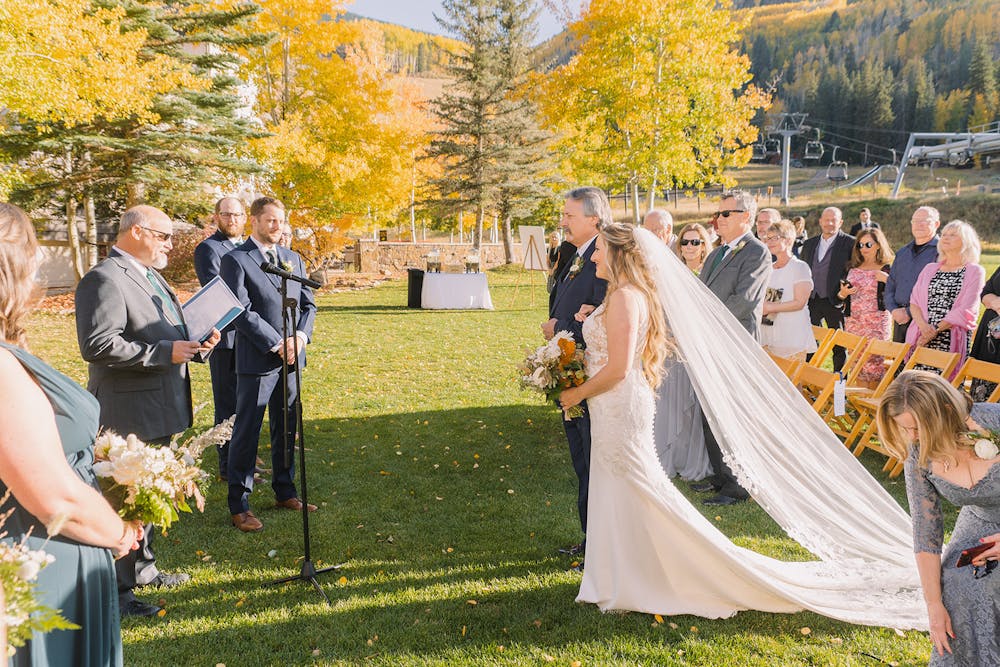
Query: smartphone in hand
[[955, 541, 995, 568]]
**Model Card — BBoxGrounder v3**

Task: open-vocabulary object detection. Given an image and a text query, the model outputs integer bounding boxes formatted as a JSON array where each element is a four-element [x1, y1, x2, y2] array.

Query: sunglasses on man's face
[[857, 241, 878, 249], [714, 209, 745, 218], [679, 239, 703, 247]]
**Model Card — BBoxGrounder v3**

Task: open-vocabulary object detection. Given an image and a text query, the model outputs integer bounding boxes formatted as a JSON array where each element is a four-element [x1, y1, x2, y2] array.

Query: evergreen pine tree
[[1, 1, 267, 228], [968, 40, 997, 114], [426, 0, 552, 256]]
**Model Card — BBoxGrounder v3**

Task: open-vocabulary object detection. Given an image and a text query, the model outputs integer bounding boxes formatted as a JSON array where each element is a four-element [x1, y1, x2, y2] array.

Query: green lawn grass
[[28, 269, 939, 666]]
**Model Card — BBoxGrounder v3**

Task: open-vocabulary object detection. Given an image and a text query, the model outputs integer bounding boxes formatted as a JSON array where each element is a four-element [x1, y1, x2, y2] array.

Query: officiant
[[75, 205, 220, 618]]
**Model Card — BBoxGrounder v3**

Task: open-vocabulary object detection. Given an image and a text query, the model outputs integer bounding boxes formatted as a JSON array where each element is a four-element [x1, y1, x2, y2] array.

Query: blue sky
[[347, 1, 565, 42]]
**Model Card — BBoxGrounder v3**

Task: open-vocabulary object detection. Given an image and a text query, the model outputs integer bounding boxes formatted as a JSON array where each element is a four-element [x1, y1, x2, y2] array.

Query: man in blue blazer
[[193, 196, 246, 479], [542, 186, 609, 559], [220, 197, 317, 532]]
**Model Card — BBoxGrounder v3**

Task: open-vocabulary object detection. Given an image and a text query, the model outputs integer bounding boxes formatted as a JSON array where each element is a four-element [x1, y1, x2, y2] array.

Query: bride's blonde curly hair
[[0, 204, 41, 349], [599, 222, 675, 389]]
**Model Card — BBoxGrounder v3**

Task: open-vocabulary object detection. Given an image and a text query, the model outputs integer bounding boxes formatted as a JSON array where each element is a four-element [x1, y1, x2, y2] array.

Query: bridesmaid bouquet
[[518, 331, 588, 419], [0, 496, 79, 653], [92, 417, 233, 532]]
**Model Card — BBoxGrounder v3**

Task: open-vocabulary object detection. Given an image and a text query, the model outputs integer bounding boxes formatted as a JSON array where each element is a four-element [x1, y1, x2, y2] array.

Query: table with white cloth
[[421, 272, 494, 310]]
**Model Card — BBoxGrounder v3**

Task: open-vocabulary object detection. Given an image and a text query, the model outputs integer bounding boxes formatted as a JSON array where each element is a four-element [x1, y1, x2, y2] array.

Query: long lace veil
[[633, 227, 927, 628]]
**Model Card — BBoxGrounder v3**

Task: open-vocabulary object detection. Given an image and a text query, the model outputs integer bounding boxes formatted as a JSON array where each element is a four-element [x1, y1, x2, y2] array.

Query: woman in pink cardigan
[[906, 220, 985, 377]]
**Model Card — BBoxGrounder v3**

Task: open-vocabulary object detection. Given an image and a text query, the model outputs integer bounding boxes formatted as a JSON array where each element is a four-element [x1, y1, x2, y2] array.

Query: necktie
[[266, 249, 277, 266], [707, 245, 729, 278], [146, 268, 183, 327]]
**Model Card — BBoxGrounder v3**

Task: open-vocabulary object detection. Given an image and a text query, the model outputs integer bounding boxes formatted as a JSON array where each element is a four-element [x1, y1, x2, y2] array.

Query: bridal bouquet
[[0, 497, 79, 653], [92, 417, 233, 532], [518, 331, 588, 419]]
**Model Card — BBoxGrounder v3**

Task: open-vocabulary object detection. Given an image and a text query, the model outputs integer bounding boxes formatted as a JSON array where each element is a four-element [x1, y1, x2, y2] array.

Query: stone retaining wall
[[356, 240, 522, 274]]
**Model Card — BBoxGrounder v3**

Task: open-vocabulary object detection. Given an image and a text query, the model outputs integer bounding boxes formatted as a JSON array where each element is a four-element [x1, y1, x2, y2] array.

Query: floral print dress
[[844, 268, 890, 383]]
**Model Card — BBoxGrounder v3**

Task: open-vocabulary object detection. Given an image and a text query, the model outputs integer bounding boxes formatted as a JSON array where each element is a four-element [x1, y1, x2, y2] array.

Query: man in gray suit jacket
[[76, 205, 219, 618], [693, 190, 771, 506]]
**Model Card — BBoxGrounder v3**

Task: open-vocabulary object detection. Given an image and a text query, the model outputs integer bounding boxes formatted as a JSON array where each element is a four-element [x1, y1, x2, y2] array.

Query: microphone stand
[[265, 265, 339, 604]]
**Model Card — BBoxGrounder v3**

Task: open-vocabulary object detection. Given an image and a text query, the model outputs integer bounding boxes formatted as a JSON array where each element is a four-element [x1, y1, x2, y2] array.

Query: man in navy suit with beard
[[194, 196, 246, 479], [220, 196, 317, 533], [542, 187, 609, 562]]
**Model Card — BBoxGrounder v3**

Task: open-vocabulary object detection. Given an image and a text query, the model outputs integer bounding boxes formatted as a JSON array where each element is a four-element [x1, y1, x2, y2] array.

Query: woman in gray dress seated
[[877, 370, 1000, 665], [0, 204, 140, 666]]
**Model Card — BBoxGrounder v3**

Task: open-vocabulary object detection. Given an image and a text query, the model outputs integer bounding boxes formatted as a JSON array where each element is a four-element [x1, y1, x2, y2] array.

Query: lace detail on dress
[[583, 294, 653, 479]]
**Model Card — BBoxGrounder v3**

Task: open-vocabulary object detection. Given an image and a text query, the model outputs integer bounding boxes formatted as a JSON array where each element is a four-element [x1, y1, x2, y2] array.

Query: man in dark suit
[[542, 186, 609, 559], [194, 196, 245, 479], [220, 196, 317, 533], [692, 190, 772, 506], [76, 205, 220, 617], [848, 208, 879, 237], [801, 207, 855, 371]]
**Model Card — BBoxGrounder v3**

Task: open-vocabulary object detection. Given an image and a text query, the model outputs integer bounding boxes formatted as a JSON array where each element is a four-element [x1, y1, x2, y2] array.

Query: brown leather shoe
[[275, 497, 317, 512], [231, 511, 263, 532]]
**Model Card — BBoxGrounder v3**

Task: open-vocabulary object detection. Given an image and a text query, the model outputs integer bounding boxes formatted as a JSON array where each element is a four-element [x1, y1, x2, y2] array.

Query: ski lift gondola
[[826, 146, 849, 182], [764, 138, 781, 157], [751, 142, 767, 161], [804, 128, 824, 161]]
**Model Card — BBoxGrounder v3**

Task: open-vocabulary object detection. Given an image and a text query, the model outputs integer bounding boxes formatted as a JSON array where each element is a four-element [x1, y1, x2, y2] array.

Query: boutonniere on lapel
[[279, 260, 293, 272], [567, 256, 585, 280], [730, 240, 748, 257]]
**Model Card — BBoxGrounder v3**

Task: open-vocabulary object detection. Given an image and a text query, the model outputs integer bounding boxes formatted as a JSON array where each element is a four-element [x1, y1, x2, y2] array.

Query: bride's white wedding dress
[[575, 231, 929, 629]]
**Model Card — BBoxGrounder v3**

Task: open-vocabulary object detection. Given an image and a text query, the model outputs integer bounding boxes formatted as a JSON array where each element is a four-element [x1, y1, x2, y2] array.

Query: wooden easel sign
[[511, 225, 549, 307]]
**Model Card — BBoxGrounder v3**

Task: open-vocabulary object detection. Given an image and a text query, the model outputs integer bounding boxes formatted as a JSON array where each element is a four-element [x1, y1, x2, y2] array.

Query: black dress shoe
[[557, 542, 585, 556], [138, 572, 191, 589], [702, 494, 745, 506], [690, 481, 720, 493], [120, 598, 163, 618]]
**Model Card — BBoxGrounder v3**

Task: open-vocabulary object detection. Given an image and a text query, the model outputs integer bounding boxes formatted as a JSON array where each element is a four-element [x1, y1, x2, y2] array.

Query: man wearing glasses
[[692, 190, 771, 506], [195, 197, 246, 480], [76, 205, 221, 618]]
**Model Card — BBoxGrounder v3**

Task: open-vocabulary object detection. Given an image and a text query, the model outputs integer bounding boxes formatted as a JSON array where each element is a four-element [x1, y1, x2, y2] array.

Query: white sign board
[[519, 225, 548, 271]]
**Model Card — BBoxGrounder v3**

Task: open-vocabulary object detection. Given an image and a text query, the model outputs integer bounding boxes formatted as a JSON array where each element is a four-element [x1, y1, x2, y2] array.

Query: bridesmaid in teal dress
[[878, 370, 1000, 666], [0, 204, 140, 666]]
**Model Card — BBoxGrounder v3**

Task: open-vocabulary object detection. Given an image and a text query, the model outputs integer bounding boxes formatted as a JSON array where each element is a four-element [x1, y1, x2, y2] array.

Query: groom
[[542, 187, 609, 560], [694, 189, 771, 506]]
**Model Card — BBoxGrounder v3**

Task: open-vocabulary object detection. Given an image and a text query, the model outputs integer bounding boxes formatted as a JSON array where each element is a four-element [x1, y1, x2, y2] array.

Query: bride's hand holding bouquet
[[518, 331, 588, 419]]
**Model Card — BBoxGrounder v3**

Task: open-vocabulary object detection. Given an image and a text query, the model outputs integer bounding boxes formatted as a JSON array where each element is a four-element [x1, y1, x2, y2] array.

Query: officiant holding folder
[[75, 205, 220, 617]]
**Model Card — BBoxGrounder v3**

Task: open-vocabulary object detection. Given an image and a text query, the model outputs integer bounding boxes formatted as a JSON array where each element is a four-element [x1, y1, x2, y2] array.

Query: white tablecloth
[[421, 273, 494, 310]]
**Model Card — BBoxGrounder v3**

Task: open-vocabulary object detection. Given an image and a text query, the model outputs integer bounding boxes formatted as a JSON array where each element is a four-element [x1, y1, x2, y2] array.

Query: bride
[[558, 222, 928, 629]]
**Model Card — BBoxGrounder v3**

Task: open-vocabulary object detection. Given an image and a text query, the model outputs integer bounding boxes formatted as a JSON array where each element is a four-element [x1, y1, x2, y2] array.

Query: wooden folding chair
[[790, 364, 839, 415], [951, 358, 1000, 402], [810, 325, 835, 359], [824, 339, 910, 442], [851, 347, 960, 468], [809, 329, 868, 378], [767, 351, 802, 379]]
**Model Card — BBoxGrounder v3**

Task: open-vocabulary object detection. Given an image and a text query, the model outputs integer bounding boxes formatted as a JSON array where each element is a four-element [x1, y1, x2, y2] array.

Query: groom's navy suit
[[220, 237, 316, 515], [548, 238, 607, 537], [194, 230, 239, 477]]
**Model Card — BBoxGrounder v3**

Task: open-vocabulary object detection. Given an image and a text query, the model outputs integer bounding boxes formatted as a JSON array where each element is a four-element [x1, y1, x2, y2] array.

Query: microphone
[[260, 261, 322, 289]]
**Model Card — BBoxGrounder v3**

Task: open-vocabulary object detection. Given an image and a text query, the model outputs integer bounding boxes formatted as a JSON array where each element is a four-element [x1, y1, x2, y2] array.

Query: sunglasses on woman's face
[[679, 239, 703, 247], [857, 241, 878, 249]]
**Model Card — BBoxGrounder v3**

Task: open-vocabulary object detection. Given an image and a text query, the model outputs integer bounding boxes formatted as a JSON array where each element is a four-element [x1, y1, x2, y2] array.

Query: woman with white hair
[[906, 220, 985, 375]]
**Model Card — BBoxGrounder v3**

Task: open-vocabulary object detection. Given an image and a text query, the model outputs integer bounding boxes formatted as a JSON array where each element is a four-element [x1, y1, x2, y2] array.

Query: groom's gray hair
[[565, 186, 613, 228], [721, 189, 757, 222]]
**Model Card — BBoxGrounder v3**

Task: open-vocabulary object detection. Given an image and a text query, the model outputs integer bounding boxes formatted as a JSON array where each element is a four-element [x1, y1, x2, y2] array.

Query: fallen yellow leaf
[[461, 625, 466, 636], [690, 626, 699, 633], [654, 614, 664, 624], [337, 576, 347, 585], [668, 622, 679, 629], [157, 609, 167, 617], [467, 599, 478, 605], [800, 627, 811, 635]]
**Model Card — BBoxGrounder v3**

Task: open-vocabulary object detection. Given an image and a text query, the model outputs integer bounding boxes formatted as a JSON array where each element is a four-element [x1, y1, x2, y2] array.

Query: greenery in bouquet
[[92, 416, 233, 533], [0, 497, 79, 654], [518, 331, 588, 419]]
